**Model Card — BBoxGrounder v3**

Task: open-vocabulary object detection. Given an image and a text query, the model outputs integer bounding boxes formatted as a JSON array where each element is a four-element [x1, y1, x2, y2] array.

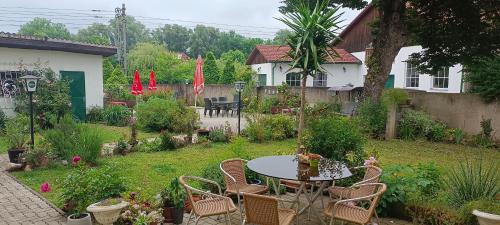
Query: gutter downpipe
[[271, 63, 277, 86]]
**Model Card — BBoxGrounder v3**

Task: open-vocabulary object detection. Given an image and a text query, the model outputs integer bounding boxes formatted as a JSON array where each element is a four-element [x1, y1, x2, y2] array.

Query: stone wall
[[407, 91, 500, 141]]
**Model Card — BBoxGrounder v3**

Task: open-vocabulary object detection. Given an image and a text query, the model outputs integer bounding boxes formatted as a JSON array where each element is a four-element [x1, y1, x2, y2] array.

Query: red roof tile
[[246, 45, 360, 65]]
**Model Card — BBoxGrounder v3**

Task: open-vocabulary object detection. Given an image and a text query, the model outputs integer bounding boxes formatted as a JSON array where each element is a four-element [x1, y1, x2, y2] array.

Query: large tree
[[278, 0, 342, 152], [109, 16, 150, 51], [152, 24, 192, 53], [219, 59, 236, 84], [188, 25, 220, 58], [18, 18, 71, 39], [273, 29, 294, 45], [75, 23, 113, 45], [203, 52, 220, 84]]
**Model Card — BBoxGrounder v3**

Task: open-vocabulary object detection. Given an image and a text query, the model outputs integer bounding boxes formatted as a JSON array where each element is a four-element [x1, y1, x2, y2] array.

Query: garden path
[[0, 154, 66, 225]]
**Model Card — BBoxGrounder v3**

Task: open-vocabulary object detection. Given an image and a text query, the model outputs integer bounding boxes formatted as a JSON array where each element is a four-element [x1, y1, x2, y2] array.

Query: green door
[[384, 74, 395, 89], [60, 71, 86, 121]]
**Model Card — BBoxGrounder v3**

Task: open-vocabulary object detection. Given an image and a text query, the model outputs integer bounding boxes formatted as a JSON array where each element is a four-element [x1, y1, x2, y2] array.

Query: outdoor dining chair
[[220, 158, 269, 221], [323, 183, 387, 225], [242, 193, 298, 225], [218, 96, 227, 102], [179, 176, 238, 225], [328, 165, 382, 200], [204, 98, 217, 117]]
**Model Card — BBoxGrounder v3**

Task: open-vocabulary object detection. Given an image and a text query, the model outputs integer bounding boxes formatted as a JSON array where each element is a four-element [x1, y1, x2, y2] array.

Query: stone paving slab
[[0, 154, 66, 225]]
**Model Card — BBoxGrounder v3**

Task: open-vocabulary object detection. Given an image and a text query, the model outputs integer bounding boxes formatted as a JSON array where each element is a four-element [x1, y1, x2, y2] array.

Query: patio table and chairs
[[246, 155, 353, 224], [203, 97, 240, 117]]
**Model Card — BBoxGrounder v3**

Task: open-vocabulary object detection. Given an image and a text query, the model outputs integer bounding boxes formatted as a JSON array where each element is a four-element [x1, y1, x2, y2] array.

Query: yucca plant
[[445, 157, 499, 207], [277, 0, 342, 152]]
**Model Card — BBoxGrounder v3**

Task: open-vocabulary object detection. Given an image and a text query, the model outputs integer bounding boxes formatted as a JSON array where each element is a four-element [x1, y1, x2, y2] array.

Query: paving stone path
[[0, 154, 66, 225]]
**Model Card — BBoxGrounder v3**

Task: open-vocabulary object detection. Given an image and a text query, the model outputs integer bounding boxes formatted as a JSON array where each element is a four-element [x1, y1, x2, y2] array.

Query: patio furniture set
[[204, 96, 241, 118], [179, 155, 386, 225]]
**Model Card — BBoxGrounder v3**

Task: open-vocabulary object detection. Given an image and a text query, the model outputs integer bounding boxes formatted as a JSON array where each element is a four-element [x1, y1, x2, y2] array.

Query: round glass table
[[247, 155, 353, 224]]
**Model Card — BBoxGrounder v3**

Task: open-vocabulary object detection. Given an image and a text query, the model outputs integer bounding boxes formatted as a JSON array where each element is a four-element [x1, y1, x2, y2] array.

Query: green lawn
[[0, 123, 159, 154], [11, 137, 499, 208]]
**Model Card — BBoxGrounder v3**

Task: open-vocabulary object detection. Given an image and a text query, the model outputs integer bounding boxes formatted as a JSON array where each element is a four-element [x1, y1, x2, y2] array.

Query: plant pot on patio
[[473, 210, 500, 225], [8, 148, 25, 163], [67, 213, 92, 225], [86, 198, 129, 225], [197, 129, 210, 137]]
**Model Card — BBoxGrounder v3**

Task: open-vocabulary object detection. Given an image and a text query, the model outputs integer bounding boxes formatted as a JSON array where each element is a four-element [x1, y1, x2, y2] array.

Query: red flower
[[72, 156, 81, 166], [40, 182, 51, 193]]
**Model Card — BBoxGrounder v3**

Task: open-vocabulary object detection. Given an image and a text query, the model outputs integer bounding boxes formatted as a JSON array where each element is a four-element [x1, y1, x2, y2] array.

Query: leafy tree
[[273, 29, 294, 45], [105, 67, 129, 100], [18, 18, 71, 39], [203, 52, 220, 84], [220, 50, 246, 64], [188, 25, 220, 58], [465, 56, 500, 103], [109, 16, 150, 51], [152, 24, 192, 53], [234, 62, 255, 82], [75, 23, 112, 45], [278, 0, 342, 152], [102, 58, 114, 82], [219, 60, 236, 84]]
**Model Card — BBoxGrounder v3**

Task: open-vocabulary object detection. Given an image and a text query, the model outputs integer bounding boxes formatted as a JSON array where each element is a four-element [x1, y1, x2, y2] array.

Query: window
[[405, 62, 419, 87], [433, 67, 449, 89], [313, 72, 327, 87], [257, 74, 266, 86], [0, 70, 30, 97], [286, 73, 301, 86]]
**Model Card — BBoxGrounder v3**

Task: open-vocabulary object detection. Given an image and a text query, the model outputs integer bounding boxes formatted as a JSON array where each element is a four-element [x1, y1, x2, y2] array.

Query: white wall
[[251, 62, 362, 87], [0, 47, 104, 110], [352, 45, 463, 93]]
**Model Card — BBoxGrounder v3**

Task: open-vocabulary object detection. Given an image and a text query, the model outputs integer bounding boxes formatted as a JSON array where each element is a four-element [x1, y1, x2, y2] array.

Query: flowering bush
[[119, 193, 164, 225]]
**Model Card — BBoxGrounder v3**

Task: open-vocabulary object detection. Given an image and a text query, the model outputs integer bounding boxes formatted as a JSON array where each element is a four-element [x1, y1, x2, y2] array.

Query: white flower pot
[[87, 200, 129, 225], [67, 213, 92, 225], [473, 210, 500, 225]]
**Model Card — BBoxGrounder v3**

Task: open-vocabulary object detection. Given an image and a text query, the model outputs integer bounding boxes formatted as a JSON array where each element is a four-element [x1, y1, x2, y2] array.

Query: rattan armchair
[[243, 193, 298, 225], [179, 176, 238, 225], [220, 159, 269, 221], [329, 165, 382, 200], [324, 183, 387, 225]]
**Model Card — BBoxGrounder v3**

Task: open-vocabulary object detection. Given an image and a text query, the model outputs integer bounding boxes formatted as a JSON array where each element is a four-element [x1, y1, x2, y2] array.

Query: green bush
[[60, 164, 126, 215], [86, 106, 104, 123], [305, 102, 341, 118], [159, 131, 176, 151], [260, 97, 279, 113], [465, 56, 500, 103], [70, 126, 103, 165], [399, 109, 447, 141], [357, 99, 387, 138], [304, 116, 365, 165], [137, 97, 198, 133], [445, 158, 499, 207], [245, 114, 295, 142], [427, 122, 447, 142], [103, 105, 131, 126], [378, 163, 441, 215], [0, 109, 6, 132], [208, 126, 229, 143], [5, 115, 30, 149], [200, 163, 225, 193]]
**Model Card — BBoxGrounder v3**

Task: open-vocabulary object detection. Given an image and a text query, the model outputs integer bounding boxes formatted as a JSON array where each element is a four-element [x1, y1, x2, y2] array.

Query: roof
[[0, 32, 117, 56], [246, 45, 361, 65], [338, 4, 375, 39], [176, 52, 190, 61]]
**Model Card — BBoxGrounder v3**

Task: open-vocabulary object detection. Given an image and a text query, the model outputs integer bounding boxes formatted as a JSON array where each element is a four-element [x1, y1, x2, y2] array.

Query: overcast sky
[[0, 0, 361, 39]]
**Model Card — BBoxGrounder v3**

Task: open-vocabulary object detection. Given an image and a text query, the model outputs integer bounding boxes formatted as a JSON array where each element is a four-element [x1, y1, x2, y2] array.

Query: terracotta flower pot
[[162, 207, 174, 223]]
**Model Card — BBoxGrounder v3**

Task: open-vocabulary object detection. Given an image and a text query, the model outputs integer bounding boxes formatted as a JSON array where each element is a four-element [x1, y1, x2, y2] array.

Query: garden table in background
[[212, 101, 237, 117], [247, 155, 352, 224]]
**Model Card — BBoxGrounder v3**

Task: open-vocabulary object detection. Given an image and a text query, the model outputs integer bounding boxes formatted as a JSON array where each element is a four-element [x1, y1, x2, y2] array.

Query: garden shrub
[[245, 114, 295, 143], [445, 158, 499, 207], [5, 115, 30, 149], [61, 164, 126, 215], [407, 202, 464, 225], [159, 131, 176, 151], [378, 163, 441, 215], [472, 118, 495, 148], [399, 109, 447, 141], [86, 106, 104, 123], [448, 128, 464, 144], [305, 101, 341, 118], [141, 88, 174, 102], [464, 56, 500, 103], [304, 116, 365, 166], [200, 163, 225, 193], [137, 97, 198, 133], [208, 126, 229, 143], [357, 99, 387, 138], [103, 105, 131, 126], [69, 125, 103, 165], [427, 121, 447, 142], [0, 109, 6, 132], [260, 96, 279, 114]]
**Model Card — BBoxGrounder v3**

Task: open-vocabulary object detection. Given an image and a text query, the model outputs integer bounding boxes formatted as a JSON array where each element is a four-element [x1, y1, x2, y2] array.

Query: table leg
[[297, 181, 328, 224]]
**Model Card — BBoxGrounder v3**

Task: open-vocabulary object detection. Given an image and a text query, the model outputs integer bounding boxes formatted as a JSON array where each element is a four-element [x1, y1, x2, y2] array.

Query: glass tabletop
[[247, 155, 353, 182]]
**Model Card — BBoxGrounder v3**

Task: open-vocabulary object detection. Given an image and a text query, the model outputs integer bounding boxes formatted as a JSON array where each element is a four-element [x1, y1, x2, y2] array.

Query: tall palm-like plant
[[277, 0, 342, 152]]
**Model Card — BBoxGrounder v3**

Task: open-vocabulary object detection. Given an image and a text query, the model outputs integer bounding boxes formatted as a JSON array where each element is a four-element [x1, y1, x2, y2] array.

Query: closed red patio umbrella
[[148, 70, 157, 91], [193, 55, 204, 107], [131, 70, 143, 95]]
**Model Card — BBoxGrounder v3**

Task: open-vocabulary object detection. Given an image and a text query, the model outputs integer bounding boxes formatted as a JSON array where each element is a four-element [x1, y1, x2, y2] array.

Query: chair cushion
[[278, 208, 296, 225], [226, 184, 269, 195], [194, 197, 237, 217], [324, 202, 370, 224]]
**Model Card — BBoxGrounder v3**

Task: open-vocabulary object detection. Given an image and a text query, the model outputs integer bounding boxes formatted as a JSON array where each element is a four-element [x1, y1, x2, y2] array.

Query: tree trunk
[[297, 70, 308, 154], [363, 0, 409, 101]]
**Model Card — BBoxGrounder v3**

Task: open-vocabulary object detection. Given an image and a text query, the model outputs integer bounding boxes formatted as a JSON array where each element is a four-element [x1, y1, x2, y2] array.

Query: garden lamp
[[20, 75, 40, 149], [234, 81, 245, 134]]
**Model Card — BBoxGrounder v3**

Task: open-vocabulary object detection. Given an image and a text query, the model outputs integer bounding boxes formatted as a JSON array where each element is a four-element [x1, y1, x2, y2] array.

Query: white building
[[246, 45, 362, 88], [0, 33, 116, 119]]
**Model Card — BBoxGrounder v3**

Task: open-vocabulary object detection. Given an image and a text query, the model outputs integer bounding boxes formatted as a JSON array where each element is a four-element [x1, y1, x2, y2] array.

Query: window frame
[[286, 73, 301, 87], [432, 67, 449, 89], [405, 61, 420, 88], [313, 72, 327, 87]]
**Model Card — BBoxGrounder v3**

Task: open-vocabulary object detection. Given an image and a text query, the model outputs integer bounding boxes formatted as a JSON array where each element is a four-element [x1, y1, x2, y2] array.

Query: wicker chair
[[179, 176, 238, 225], [243, 193, 298, 225], [324, 183, 387, 225], [220, 159, 269, 221], [328, 165, 382, 200]]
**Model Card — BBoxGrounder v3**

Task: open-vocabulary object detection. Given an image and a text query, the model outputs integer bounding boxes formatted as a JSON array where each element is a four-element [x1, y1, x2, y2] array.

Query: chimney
[[364, 42, 373, 64]]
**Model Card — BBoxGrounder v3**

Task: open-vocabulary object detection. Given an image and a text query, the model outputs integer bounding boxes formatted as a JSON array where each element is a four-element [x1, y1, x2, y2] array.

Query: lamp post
[[234, 81, 245, 135], [20, 75, 40, 150]]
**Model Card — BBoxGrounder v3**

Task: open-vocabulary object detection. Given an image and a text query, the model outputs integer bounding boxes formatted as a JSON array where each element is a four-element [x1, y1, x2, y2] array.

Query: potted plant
[[87, 198, 129, 225], [160, 178, 186, 225], [473, 210, 500, 225], [5, 115, 29, 163], [197, 128, 210, 137]]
